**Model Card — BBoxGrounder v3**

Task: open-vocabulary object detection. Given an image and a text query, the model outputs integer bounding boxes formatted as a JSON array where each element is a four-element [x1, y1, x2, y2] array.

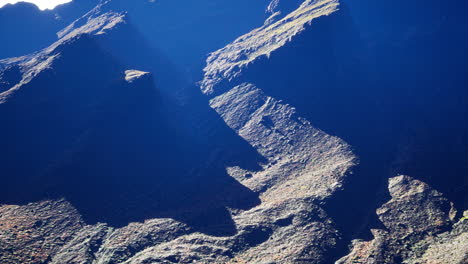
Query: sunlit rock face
[[0, 0, 467, 263]]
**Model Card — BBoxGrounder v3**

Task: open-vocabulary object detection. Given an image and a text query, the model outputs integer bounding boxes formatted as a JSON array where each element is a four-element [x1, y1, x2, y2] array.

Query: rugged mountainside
[[0, 0, 467, 263]]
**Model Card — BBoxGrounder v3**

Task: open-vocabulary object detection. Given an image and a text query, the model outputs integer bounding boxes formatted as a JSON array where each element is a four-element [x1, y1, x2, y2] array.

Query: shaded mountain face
[[0, 0, 268, 70], [104, 0, 270, 69], [346, 0, 468, 211], [0, 2, 62, 59], [0, 0, 467, 263], [0, 9, 264, 236], [0, 0, 98, 59]]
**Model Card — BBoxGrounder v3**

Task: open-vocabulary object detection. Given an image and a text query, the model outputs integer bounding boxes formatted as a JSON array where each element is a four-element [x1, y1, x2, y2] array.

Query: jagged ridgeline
[[0, 0, 467, 263]]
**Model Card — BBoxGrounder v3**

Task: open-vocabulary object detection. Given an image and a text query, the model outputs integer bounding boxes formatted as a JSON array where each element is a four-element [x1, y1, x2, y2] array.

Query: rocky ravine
[[0, 0, 467, 263]]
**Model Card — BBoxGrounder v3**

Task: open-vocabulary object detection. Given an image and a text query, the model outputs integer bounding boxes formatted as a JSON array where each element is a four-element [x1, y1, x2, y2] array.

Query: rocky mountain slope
[[0, 0, 466, 263]]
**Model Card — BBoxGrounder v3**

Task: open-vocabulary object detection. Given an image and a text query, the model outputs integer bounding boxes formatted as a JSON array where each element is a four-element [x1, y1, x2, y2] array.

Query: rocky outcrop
[[337, 175, 467, 264]]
